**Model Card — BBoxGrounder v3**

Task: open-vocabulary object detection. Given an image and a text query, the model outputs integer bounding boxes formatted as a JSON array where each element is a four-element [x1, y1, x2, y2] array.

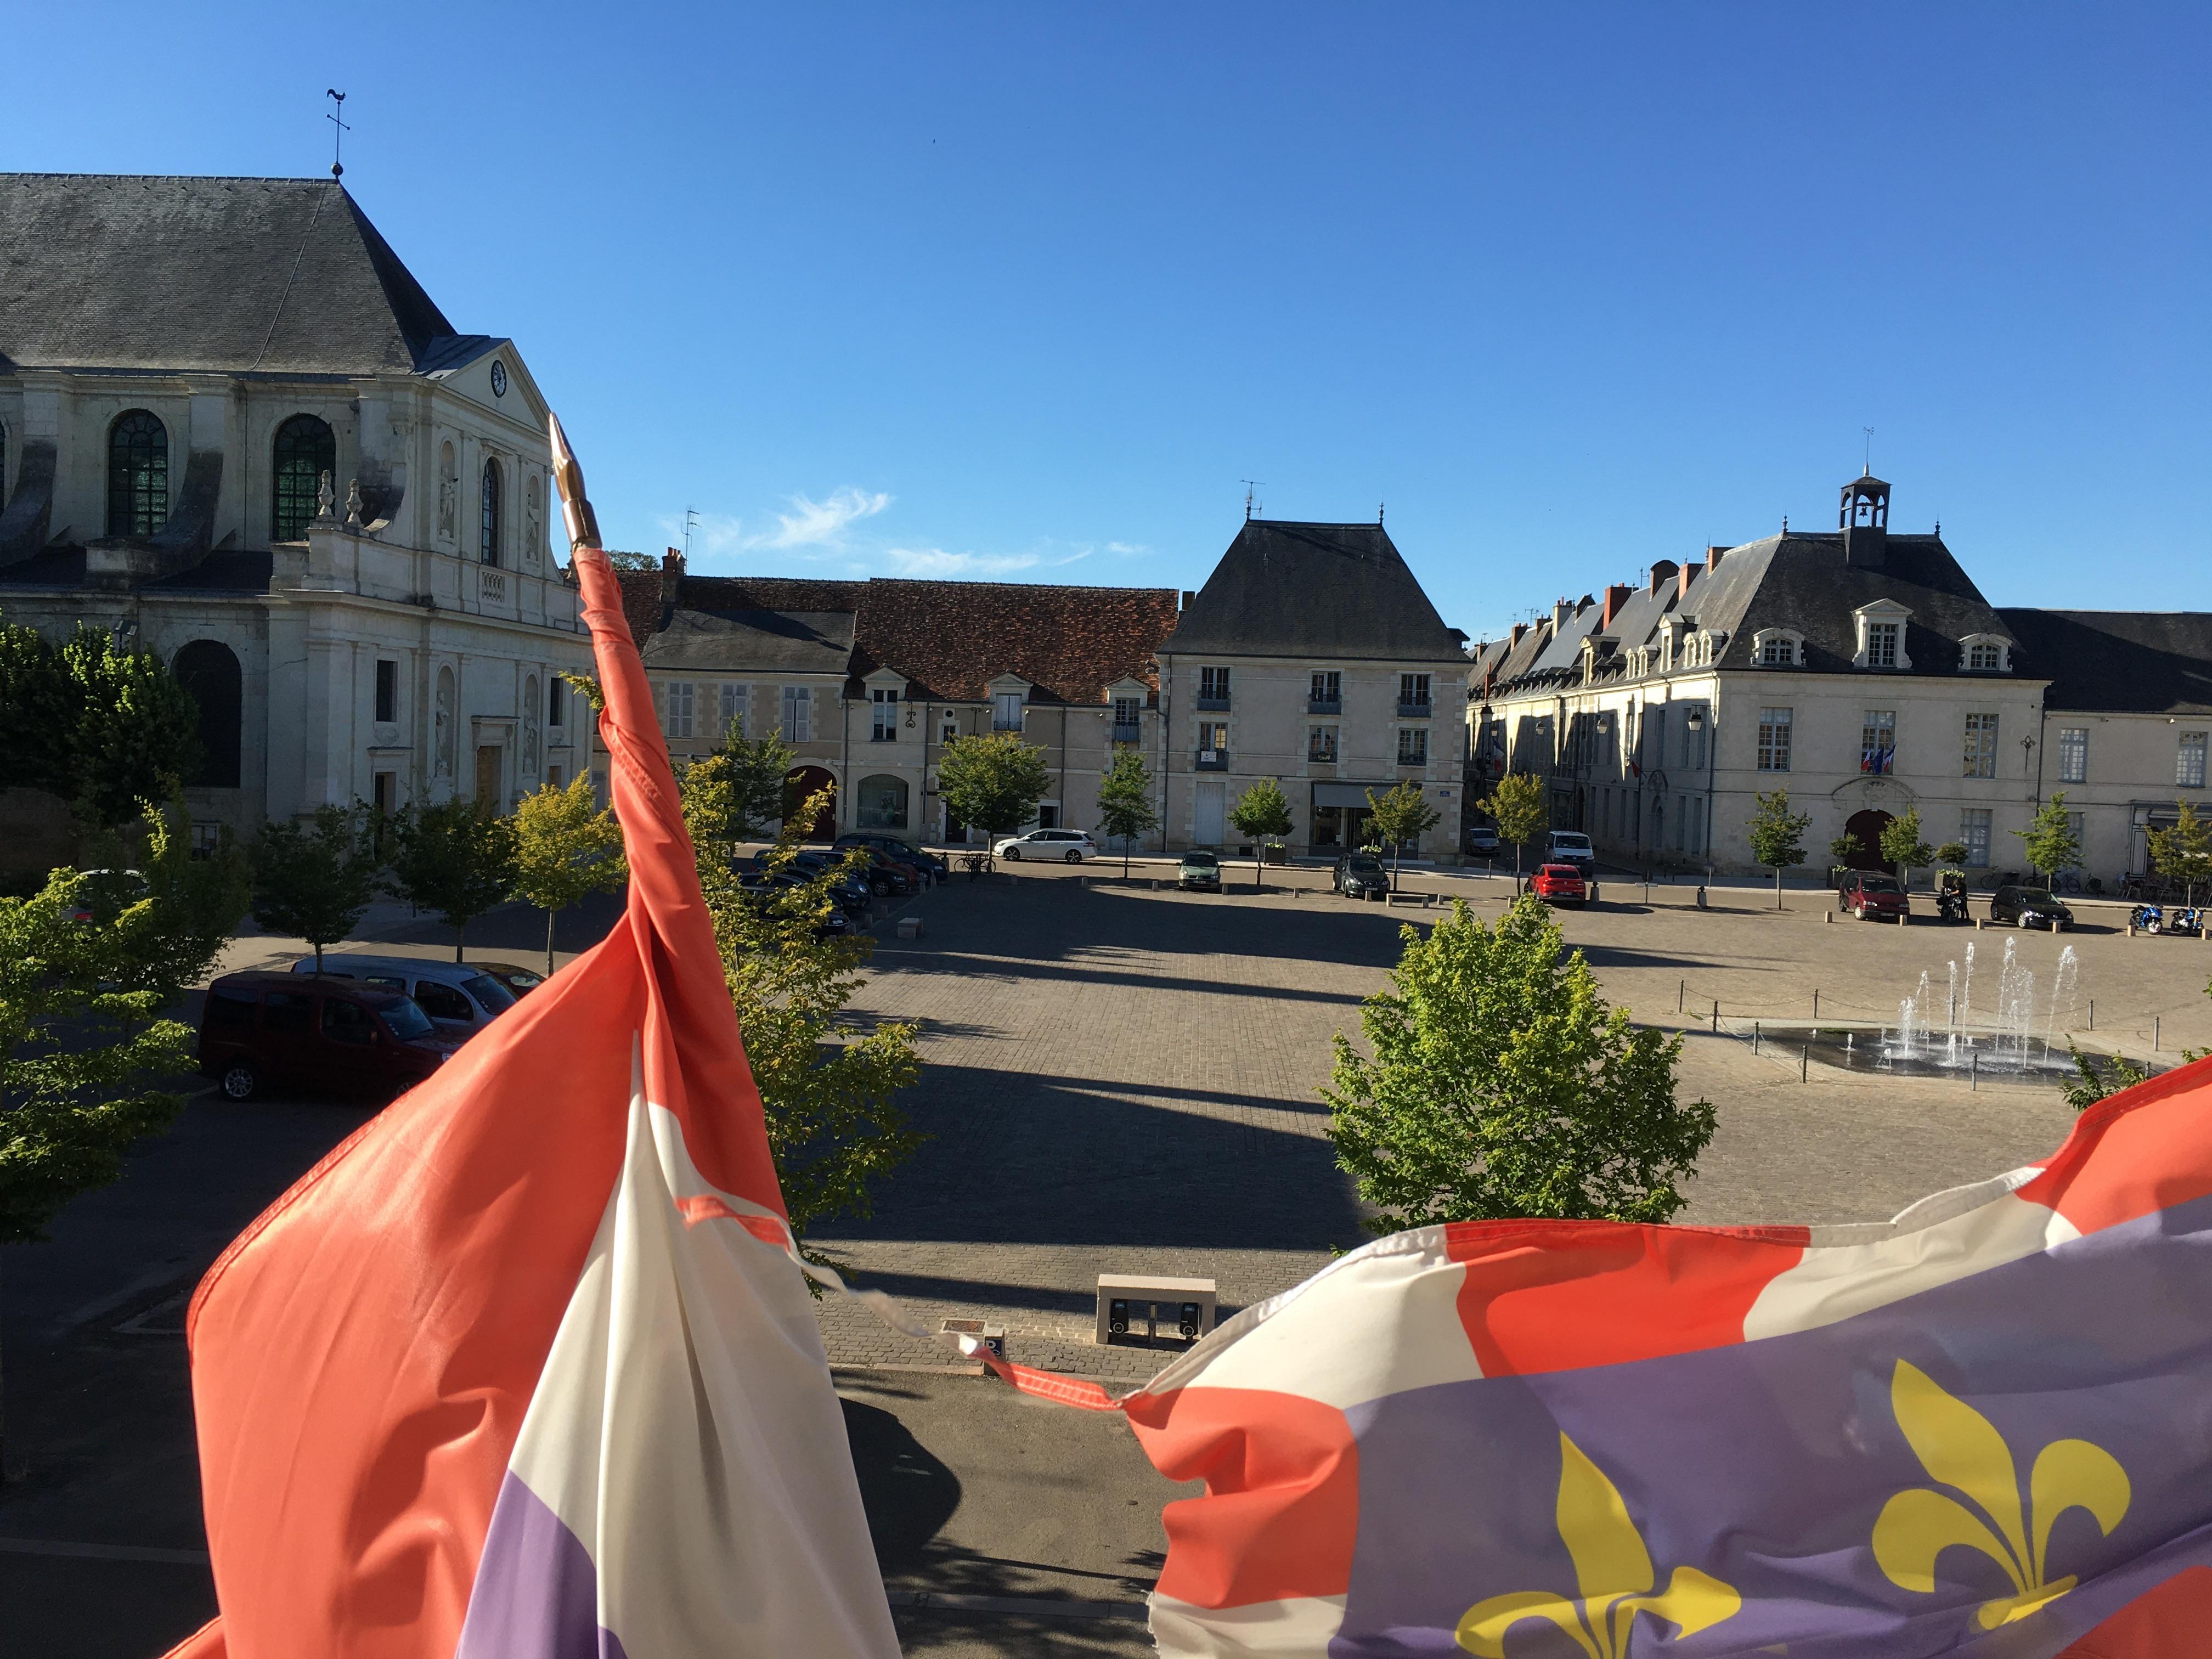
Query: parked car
[[473, 961, 548, 998], [1334, 853, 1391, 900], [995, 828, 1099, 863], [1836, 871, 1911, 922], [1989, 885, 2074, 929], [1178, 850, 1223, 890], [1465, 825, 1500, 858], [836, 833, 949, 883], [738, 870, 855, 939], [815, 845, 914, 897], [754, 849, 873, 912], [1543, 831, 1596, 876], [66, 867, 147, 923], [200, 970, 458, 1102], [291, 954, 517, 1044], [1531, 862, 1589, 907]]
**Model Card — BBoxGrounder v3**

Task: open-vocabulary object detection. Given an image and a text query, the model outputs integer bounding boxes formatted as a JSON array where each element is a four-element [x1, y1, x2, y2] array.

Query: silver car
[[291, 953, 517, 1043], [992, 828, 1100, 864]]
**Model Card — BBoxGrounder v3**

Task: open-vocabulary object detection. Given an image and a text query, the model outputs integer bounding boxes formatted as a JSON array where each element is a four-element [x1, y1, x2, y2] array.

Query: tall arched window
[[108, 410, 169, 536], [271, 414, 336, 541], [480, 458, 503, 566], [173, 640, 243, 789]]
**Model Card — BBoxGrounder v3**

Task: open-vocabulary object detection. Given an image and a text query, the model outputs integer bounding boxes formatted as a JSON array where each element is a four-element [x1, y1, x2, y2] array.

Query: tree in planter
[[510, 776, 628, 975], [1365, 781, 1443, 890], [1477, 771, 1547, 878], [696, 788, 923, 1257], [679, 724, 797, 862], [250, 805, 380, 975], [1228, 778, 1294, 888], [1936, 840, 1971, 871], [1746, 788, 1810, 909], [386, 798, 518, 962], [936, 732, 1051, 864], [2147, 803, 2212, 906], [1880, 806, 1936, 889], [2014, 793, 2082, 891], [1094, 748, 1160, 881], [1324, 895, 1716, 1232], [59, 623, 204, 830]]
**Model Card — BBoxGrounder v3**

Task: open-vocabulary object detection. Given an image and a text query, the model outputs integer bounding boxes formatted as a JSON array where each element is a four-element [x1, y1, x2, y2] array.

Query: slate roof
[[1163, 520, 1465, 662], [642, 607, 855, 676], [0, 174, 484, 377], [1997, 609, 2212, 715], [616, 570, 1181, 706], [0, 546, 274, 593]]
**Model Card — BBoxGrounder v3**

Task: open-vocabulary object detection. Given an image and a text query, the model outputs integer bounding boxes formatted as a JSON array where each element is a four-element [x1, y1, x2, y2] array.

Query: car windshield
[[1346, 857, 1384, 872], [1184, 852, 1218, 867], [1552, 834, 1590, 848], [379, 998, 436, 1042], [462, 974, 516, 1012], [1861, 876, 1903, 894]]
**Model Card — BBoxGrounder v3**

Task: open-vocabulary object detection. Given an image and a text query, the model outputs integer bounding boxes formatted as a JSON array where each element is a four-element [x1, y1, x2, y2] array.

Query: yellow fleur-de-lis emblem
[[1872, 1359, 2131, 1629], [1457, 1432, 1740, 1658]]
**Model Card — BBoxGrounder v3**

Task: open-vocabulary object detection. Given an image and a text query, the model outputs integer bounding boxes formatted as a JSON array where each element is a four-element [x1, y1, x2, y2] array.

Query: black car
[[767, 849, 874, 912], [837, 833, 947, 882], [738, 870, 854, 939], [1334, 853, 1390, 900], [1989, 884, 2074, 930], [814, 845, 914, 898]]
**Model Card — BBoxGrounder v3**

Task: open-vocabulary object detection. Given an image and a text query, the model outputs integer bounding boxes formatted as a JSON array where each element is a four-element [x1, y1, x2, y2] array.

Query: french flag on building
[[163, 420, 899, 1659]]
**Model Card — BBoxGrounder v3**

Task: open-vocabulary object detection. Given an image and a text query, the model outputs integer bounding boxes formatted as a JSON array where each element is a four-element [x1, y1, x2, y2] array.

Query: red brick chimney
[[1509, 622, 1526, 648], [1600, 583, 1633, 630], [661, 546, 685, 606], [1648, 560, 1678, 597], [1678, 561, 1704, 600]]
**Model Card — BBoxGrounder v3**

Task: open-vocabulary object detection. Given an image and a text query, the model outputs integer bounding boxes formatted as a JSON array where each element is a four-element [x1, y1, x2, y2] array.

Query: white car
[[994, 828, 1100, 863]]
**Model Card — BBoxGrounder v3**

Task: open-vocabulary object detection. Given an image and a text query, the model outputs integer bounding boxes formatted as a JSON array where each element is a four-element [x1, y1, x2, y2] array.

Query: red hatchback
[[1531, 862, 1589, 907], [1837, 871, 1911, 922], [199, 972, 460, 1102]]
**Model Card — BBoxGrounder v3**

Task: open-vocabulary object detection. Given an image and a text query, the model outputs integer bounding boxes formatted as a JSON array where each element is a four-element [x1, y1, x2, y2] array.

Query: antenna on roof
[[1863, 425, 1874, 476], [325, 89, 350, 179], [1240, 480, 1264, 522], [1378, 499, 1385, 524], [682, 506, 699, 560]]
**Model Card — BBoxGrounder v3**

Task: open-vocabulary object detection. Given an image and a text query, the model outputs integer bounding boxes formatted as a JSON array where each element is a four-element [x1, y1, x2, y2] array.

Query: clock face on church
[[489, 360, 508, 398]]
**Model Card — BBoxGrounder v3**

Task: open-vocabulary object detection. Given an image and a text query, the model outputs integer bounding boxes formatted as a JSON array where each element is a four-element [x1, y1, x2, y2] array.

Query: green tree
[[1229, 777, 1295, 888], [2147, 803, 2212, 905], [1746, 788, 1810, 909], [1936, 841, 1971, 871], [386, 798, 518, 962], [1093, 747, 1160, 880], [1323, 895, 1716, 1234], [251, 805, 380, 974], [2062, 1046, 2149, 1113], [1477, 771, 1547, 877], [117, 795, 252, 1000], [1830, 832, 1864, 873], [2015, 793, 2082, 890], [679, 724, 797, 860], [59, 624, 204, 829], [1880, 806, 1936, 888], [510, 776, 629, 975], [0, 615, 77, 798], [1365, 781, 1443, 889], [937, 732, 1051, 860], [697, 791, 922, 1255]]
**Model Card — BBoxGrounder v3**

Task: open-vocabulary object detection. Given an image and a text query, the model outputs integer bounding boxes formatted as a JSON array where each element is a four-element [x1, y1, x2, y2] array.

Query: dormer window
[[1866, 622, 1900, 669], [1752, 629, 1802, 668], [1959, 634, 2011, 674], [1850, 600, 1915, 671]]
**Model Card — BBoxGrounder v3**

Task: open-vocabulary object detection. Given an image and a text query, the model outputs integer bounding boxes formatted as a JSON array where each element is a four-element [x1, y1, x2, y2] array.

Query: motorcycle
[[1936, 887, 1969, 923], [2132, 904, 2167, 935], [2171, 906, 2206, 936]]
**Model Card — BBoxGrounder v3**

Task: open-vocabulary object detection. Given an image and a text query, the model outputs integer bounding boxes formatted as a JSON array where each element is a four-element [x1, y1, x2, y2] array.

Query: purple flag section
[[456, 1475, 630, 1659]]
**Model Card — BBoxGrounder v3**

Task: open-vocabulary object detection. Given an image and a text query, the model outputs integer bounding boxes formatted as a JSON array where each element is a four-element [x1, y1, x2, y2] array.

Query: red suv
[[1531, 862, 1589, 907], [1837, 871, 1911, 922], [199, 972, 460, 1102]]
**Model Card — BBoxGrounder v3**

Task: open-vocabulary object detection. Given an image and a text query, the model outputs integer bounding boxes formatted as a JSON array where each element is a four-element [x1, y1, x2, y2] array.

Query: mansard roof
[[0, 174, 484, 377], [1997, 608, 2212, 715], [1163, 520, 1465, 662]]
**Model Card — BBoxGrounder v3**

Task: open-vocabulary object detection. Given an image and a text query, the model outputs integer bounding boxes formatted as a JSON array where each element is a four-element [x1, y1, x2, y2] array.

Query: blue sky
[[8, 4, 2205, 639]]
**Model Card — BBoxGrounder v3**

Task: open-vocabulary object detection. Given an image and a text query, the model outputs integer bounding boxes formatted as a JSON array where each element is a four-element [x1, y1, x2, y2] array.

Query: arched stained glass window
[[108, 410, 168, 537], [480, 458, 503, 567], [272, 414, 336, 541]]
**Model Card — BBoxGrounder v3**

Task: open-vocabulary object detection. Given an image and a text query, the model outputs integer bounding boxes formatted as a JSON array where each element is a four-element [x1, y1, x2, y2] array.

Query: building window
[[1866, 622, 1900, 669], [661, 680, 695, 740], [2056, 726, 2086, 785], [941, 716, 958, 744], [1198, 720, 1227, 758], [1960, 808, 1993, 867], [108, 410, 168, 536], [550, 677, 569, 731], [272, 414, 336, 541], [2065, 811, 2086, 861], [375, 658, 399, 724], [1756, 634, 1796, 668], [1199, 666, 1231, 707], [1112, 695, 1142, 731], [718, 682, 746, 736], [479, 458, 503, 566], [1967, 640, 2004, 672], [2181, 731, 2209, 790], [856, 774, 909, 830], [373, 770, 396, 818], [1399, 673, 1431, 708], [992, 691, 1024, 731], [1397, 727, 1428, 766], [781, 685, 811, 743], [1962, 712, 1999, 778], [172, 640, 242, 789], [1684, 703, 1708, 771], [1310, 670, 1340, 708], [1860, 709, 1896, 775], [1309, 725, 1338, 762], [1757, 707, 1793, 772], [872, 687, 899, 741]]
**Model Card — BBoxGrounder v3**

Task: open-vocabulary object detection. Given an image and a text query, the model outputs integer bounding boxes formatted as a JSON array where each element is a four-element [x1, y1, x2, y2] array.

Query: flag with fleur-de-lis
[[1086, 1057, 2212, 1657]]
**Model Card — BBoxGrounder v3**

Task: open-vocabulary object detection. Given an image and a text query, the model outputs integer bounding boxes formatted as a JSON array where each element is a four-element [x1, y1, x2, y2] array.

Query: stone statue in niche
[[435, 675, 455, 777], [523, 708, 540, 777], [437, 446, 457, 540], [523, 477, 542, 567], [315, 471, 336, 521]]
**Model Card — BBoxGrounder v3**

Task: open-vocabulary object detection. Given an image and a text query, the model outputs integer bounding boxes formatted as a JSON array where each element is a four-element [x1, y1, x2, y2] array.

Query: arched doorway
[[1844, 809, 1894, 872], [782, 765, 837, 840], [173, 639, 242, 788]]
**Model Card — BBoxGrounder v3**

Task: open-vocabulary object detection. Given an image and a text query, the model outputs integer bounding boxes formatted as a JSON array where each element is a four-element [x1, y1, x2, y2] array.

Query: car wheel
[[1064, 849, 1082, 864], [221, 1062, 259, 1102], [1003, 846, 1020, 860]]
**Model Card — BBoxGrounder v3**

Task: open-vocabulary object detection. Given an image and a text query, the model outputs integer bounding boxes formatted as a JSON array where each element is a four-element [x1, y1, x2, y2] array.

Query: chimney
[[1600, 583, 1633, 630], [1647, 559, 1678, 597], [1509, 622, 1526, 648], [661, 546, 685, 606], [1552, 597, 1572, 631], [1677, 561, 1703, 601], [1181, 589, 1196, 610]]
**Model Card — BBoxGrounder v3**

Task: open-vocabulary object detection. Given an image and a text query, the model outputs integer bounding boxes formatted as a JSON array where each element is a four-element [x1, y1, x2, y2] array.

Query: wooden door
[[475, 744, 503, 811]]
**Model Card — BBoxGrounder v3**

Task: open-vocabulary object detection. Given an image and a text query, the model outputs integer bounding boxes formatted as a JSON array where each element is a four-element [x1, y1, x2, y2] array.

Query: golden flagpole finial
[[548, 412, 602, 552]]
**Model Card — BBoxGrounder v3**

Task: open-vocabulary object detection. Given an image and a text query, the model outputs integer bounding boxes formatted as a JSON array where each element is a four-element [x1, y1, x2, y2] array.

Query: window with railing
[[1397, 727, 1428, 766], [1308, 670, 1340, 713], [2181, 731, 2209, 789], [1962, 712, 1999, 779], [1111, 695, 1142, 742], [1198, 666, 1231, 709], [992, 691, 1025, 731], [1757, 707, 1792, 772], [1309, 725, 1338, 763], [1197, 720, 1228, 766], [1860, 709, 1895, 775], [2057, 726, 2086, 784], [1398, 673, 1432, 718], [872, 687, 899, 741]]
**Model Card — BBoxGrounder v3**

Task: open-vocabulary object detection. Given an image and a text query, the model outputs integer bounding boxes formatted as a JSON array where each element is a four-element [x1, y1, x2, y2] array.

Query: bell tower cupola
[[1840, 471, 1889, 569]]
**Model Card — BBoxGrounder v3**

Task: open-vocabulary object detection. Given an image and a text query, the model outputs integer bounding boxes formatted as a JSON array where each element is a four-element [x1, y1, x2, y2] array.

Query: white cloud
[[1107, 540, 1149, 556], [759, 488, 891, 550], [883, 546, 1042, 578]]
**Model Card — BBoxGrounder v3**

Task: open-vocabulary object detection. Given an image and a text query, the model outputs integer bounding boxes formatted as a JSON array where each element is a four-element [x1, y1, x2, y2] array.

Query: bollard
[[2089, 1000, 2094, 1030], [1711, 1003, 1719, 1034], [1813, 989, 1820, 1019], [1824, 911, 1833, 924], [1802, 1043, 1809, 1082], [1754, 1021, 1761, 1055], [1679, 979, 1685, 1013], [1971, 1052, 1979, 1091], [2155, 1017, 2161, 1053]]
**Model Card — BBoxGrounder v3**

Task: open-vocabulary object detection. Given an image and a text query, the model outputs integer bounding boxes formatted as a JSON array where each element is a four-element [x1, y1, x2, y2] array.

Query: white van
[[290, 954, 517, 1043], [1544, 831, 1596, 875]]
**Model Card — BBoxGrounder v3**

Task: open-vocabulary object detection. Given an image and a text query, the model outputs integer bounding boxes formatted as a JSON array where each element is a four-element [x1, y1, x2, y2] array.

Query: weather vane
[[326, 89, 350, 179], [1863, 425, 1875, 476]]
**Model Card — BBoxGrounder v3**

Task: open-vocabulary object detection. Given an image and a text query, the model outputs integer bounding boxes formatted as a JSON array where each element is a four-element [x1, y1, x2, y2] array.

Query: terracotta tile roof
[[613, 569, 1180, 706]]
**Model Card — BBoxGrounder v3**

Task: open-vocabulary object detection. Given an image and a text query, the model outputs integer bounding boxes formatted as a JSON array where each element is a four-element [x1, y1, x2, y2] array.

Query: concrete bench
[[1385, 890, 1437, 907], [1096, 1274, 1217, 1345]]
